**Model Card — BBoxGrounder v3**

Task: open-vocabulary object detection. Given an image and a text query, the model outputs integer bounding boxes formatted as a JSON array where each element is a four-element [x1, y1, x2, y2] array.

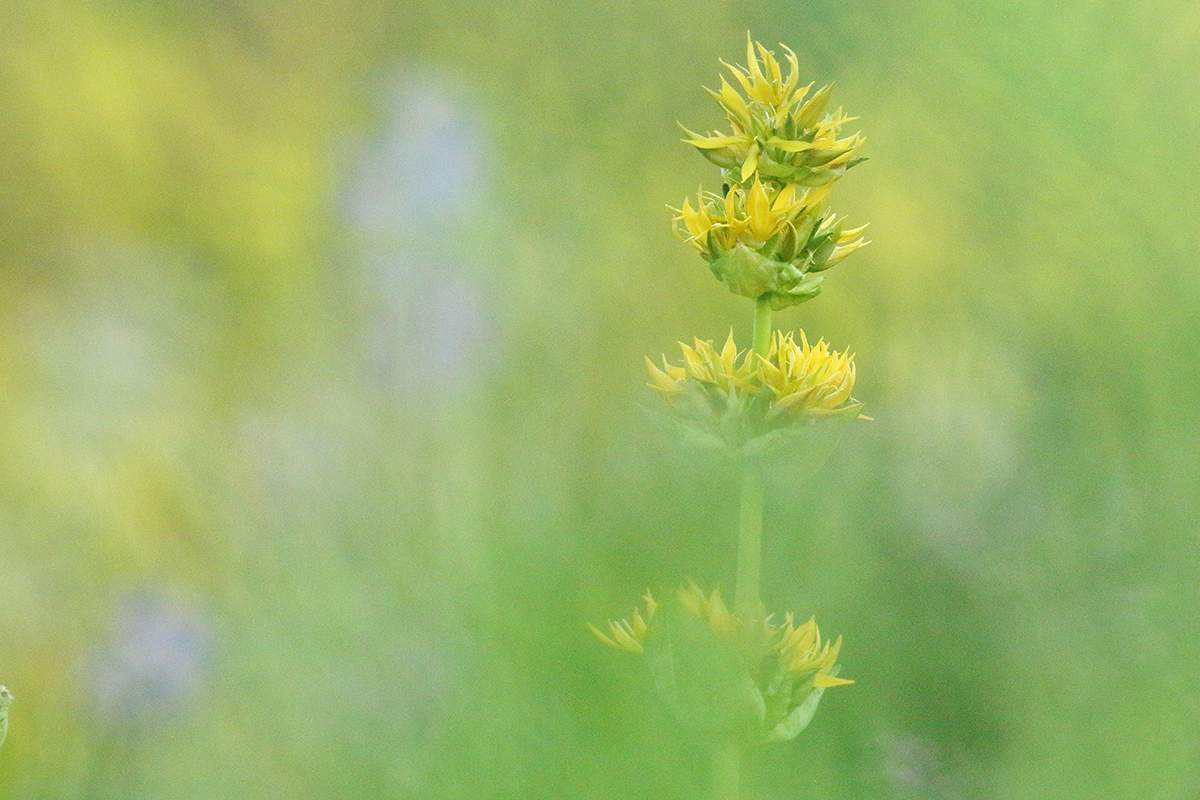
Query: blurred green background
[[1, 0, 1197, 797]]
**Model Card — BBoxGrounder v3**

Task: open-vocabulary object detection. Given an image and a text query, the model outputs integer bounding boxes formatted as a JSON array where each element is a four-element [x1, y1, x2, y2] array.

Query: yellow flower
[[589, 591, 657, 653], [645, 330, 757, 404], [677, 583, 740, 641], [757, 330, 863, 418], [774, 614, 855, 688], [671, 178, 863, 307], [672, 179, 820, 257], [681, 34, 865, 186]]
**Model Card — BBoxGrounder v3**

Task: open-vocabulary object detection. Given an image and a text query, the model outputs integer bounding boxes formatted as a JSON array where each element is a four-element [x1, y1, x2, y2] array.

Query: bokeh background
[[1, 1, 1197, 797]]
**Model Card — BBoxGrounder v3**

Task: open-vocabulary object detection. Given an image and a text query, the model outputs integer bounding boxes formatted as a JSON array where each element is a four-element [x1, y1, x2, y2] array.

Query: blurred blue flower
[[92, 591, 211, 722], [344, 75, 484, 230], [343, 73, 496, 400]]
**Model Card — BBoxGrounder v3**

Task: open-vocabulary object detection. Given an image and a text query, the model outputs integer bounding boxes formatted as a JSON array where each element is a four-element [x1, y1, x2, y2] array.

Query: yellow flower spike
[[775, 615, 851, 685], [595, 583, 852, 743], [682, 35, 865, 199], [643, 330, 862, 450]]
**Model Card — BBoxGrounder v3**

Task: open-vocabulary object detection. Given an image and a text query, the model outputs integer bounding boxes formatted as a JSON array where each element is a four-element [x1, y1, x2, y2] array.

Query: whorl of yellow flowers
[[590, 585, 852, 743], [645, 330, 863, 429]]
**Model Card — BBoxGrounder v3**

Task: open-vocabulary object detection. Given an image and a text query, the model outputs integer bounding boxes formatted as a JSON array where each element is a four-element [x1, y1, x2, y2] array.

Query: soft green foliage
[[0, 1, 1197, 799]]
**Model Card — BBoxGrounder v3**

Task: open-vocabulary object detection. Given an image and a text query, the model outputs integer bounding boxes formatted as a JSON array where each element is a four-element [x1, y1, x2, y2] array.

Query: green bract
[[0, 686, 12, 753]]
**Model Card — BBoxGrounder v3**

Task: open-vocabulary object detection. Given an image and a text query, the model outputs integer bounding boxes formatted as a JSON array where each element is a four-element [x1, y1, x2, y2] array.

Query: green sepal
[[759, 230, 785, 260], [699, 146, 744, 172], [791, 213, 820, 251], [788, 166, 839, 187], [806, 221, 843, 271], [771, 274, 824, 309], [759, 663, 796, 735], [641, 392, 862, 474], [639, 403, 731, 455], [639, 389, 776, 456], [706, 229, 723, 260], [764, 664, 846, 743], [804, 143, 855, 167], [708, 244, 806, 300]]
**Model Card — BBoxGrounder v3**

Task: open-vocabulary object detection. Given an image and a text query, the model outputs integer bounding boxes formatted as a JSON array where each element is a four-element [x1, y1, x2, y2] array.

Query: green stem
[[735, 294, 772, 621], [733, 463, 763, 620], [711, 740, 741, 800], [752, 293, 773, 357], [718, 294, 772, 800]]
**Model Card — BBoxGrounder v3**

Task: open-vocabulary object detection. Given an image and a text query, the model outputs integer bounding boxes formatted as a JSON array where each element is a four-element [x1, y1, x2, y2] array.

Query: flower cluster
[[681, 38, 864, 185], [645, 330, 862, 450], [591, 585, 851, 744], [672, 35, 868, 309]]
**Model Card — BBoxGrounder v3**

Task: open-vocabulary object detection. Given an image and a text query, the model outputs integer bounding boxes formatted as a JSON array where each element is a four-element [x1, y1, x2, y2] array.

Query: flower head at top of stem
[[680, 34, 865, 187], [674, 34, 869, 308]]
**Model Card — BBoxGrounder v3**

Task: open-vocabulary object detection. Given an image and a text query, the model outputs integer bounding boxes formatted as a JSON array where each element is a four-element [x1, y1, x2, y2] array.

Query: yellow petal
[[740, 141, 761, 182], [813, 673, 855, 688]]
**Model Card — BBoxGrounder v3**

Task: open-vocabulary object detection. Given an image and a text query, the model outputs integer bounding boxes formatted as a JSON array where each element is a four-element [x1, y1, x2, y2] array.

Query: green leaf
[[643, 601, 765, 741], [0, 686, 12, 753], [765, 684, 826, 743], [747, 411, 859, 482]]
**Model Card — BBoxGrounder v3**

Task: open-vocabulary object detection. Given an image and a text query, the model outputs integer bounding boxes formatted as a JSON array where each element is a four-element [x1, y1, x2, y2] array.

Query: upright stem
[[711, 740, 741, 800], [733, 463, 763, 620], [735, 294, 772, 620], [718, 294, 773, 800], [752, 294, 773, 357]]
